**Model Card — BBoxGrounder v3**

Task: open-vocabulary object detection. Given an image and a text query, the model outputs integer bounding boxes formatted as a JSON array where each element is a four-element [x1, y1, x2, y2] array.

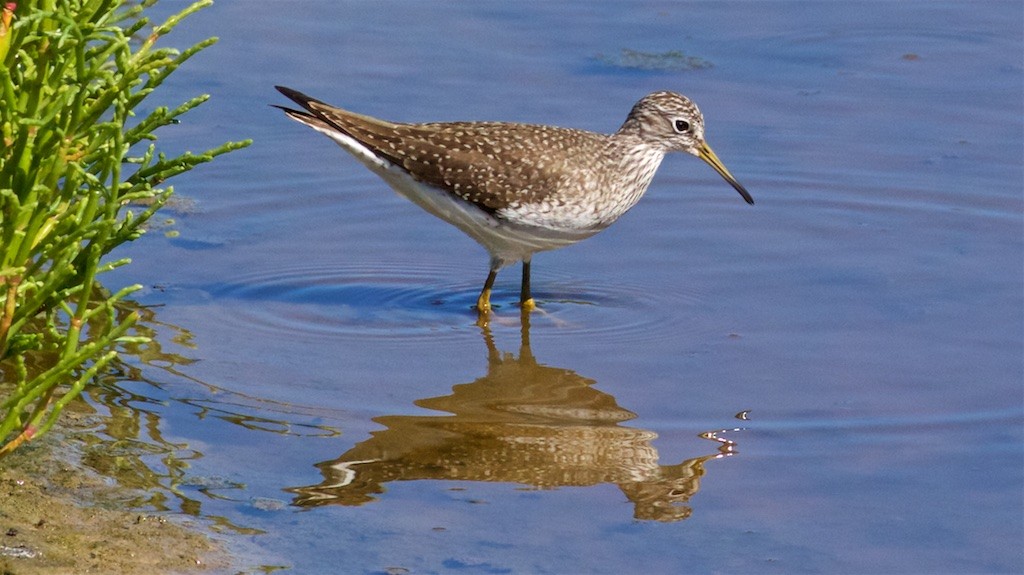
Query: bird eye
[[673, 119, 690, 133]]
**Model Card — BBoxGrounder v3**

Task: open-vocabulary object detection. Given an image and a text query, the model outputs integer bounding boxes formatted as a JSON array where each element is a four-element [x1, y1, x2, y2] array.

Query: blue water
[[95, 1, 1023, 573]]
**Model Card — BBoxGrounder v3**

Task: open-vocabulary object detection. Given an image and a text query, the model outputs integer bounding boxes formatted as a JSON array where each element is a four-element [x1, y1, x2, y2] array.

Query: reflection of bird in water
[[288, 313, 740, 522]]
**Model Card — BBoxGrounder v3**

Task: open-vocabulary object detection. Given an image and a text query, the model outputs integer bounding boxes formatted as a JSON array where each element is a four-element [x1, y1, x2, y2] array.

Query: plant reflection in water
[[78, 301, 340, 533]]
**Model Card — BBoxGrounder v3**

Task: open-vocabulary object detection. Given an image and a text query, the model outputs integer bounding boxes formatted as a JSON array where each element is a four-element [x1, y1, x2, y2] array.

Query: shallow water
[[90, 1, 1024, 573]]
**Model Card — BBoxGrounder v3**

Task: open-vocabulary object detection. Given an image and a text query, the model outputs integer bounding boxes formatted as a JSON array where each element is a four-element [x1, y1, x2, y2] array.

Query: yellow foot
[[475, 297, 492, 329], [476, 289, 492, 314], [519, 297, 536, 312]]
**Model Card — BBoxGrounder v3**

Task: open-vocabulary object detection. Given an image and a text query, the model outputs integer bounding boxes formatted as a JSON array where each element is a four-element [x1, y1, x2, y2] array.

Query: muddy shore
[[0, 408, 226, 575]]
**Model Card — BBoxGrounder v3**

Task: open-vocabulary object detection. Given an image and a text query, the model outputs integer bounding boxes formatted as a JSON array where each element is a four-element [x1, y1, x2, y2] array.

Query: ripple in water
[[204, 261, 716, 344]]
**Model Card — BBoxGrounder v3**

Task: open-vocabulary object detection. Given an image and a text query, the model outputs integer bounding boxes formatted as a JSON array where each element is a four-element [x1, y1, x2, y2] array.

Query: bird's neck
[[586, 138, 665, 226], [613, 138, 665, 190]]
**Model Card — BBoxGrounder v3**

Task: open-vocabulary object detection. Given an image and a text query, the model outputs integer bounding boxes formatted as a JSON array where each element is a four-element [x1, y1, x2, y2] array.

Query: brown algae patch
[[595, 48, 714, 71], [0, 410, 226, 575]]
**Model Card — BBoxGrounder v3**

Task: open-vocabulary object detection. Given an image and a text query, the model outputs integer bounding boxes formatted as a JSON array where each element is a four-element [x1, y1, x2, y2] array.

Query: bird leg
[[477, 268, 498, 313], [520, 260, 536, 311]]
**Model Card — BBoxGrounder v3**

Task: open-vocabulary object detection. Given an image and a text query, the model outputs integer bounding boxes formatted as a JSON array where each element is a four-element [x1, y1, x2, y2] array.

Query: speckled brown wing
[[304, 98, 602, 214], [406, 122, 609, 214]]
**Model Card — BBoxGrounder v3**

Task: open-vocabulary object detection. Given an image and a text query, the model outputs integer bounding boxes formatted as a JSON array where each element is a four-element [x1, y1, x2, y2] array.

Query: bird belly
[[376, 168, 599, 268]]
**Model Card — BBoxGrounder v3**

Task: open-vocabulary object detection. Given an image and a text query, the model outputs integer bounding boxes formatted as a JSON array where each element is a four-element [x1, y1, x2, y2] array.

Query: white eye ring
[[673, 119, 691, 133]]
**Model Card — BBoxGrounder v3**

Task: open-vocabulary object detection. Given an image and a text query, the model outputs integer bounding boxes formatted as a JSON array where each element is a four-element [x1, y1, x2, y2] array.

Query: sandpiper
[[274, 86, 753, 314]]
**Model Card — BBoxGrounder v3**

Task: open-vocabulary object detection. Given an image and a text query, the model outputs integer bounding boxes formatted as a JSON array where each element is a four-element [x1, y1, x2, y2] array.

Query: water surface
[[95, 1, 1023, 573]]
